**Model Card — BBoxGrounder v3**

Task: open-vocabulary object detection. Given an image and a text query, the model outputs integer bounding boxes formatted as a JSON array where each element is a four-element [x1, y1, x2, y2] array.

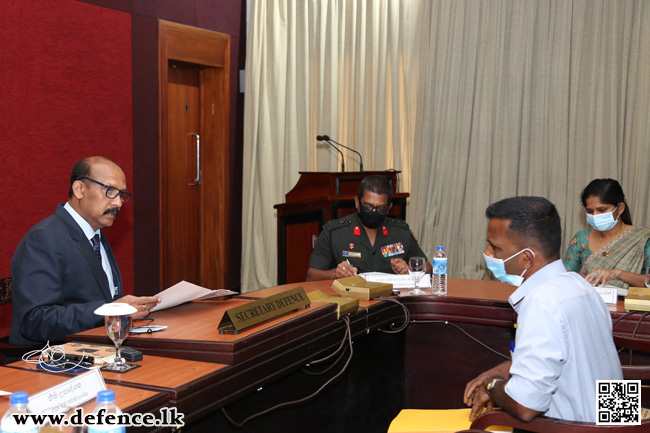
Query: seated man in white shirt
[[463, 196, 622, 422]]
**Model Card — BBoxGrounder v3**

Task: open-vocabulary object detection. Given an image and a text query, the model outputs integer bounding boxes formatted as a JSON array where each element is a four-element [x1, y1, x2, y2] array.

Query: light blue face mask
[[483, 248, 535, 286], [586, 205, 620, 232]]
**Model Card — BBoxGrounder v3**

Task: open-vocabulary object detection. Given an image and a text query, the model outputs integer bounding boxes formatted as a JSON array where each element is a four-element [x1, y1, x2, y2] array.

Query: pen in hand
[[346, 259, 357, 275]]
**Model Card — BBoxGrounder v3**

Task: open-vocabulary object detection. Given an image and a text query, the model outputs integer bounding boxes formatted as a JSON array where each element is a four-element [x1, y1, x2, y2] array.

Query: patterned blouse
[[563, 227, 650, 288]]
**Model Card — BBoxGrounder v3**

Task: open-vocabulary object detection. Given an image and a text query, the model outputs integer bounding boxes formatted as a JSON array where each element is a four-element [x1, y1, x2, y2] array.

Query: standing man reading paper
[[10, 156, 160, 346], [306, 175, 429, 281], [464, 196, 622, 422]]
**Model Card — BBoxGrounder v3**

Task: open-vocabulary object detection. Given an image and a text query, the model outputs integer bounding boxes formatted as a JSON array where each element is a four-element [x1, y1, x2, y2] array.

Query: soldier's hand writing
[[335, 261, 358, 278]]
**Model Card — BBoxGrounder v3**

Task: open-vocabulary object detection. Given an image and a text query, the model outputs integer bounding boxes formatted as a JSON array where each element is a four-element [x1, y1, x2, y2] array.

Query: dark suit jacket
[[10, 203, 123, 346]]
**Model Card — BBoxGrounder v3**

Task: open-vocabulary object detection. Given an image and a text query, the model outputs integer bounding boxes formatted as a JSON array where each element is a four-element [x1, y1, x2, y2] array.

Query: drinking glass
[[409, 256, 426, 295], [645, 266, 650, 288], [104, 313, 133, 372]]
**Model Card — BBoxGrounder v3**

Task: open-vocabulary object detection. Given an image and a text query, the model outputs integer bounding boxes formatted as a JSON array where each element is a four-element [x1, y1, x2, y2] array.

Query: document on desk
[[150, 280, 237, 312], [359, 272, 431, 289]]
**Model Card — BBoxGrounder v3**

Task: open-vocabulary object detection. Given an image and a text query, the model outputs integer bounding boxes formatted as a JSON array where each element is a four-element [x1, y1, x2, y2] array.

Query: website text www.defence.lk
[[11, 407, 184, 428]]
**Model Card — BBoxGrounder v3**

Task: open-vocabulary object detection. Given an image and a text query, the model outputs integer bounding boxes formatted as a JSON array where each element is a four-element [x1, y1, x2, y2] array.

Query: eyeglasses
[[77, 177, 133, 203], [359, 201, 390, 215]]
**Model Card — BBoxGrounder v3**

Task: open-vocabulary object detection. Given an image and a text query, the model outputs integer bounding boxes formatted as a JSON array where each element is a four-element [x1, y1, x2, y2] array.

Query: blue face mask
[[483, 248, 535, 286], [586, 205, 620, 232]]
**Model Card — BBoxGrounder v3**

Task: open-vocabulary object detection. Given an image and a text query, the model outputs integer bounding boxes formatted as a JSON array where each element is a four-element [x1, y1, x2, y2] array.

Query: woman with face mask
[[563, 178, 650, 290]]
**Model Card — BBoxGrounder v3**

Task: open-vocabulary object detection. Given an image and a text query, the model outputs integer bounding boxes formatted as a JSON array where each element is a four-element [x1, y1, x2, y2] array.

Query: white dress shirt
[[505, 259, 622, 422]]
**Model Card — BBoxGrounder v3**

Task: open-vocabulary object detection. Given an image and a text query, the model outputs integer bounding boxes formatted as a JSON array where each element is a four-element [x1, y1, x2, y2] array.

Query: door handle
[[189, 133, 201, 186]]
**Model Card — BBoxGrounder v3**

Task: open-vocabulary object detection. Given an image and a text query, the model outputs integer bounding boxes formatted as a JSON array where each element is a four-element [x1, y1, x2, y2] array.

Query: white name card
[[30, 368, 106, 413], [596, 286, 618, 306]]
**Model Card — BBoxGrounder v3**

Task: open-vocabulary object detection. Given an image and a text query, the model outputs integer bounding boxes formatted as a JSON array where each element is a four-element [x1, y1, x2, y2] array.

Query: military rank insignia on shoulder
[[326, 218, 354, 231], [386, 218, 409, 229]]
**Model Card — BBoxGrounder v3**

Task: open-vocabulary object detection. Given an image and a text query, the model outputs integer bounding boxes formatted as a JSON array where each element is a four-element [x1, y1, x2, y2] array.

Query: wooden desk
[[60, 278, 650, 433], [70, 298, 338, 365], [8, 355, 227, 427], [67, 280, 403, 432], [0, 366, 168, 432]]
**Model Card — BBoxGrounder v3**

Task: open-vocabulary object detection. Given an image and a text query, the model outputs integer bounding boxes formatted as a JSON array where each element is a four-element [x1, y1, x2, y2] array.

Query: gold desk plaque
[[218, 287, 310, 334], [624, 286, 650, 312], [307, 290, 359, 319], [331, 276, 393, 301]]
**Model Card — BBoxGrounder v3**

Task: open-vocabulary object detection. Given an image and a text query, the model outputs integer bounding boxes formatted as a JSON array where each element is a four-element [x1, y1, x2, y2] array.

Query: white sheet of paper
[[150, 280, 236, 312], [360, 272, 431, 289], [0, 390, 11, 396], [595, 286, 618, 305]]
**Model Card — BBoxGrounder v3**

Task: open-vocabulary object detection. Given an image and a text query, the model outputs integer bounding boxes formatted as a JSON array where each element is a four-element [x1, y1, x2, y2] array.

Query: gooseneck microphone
[[317, 135, 345, 172], [321, 135, 364, 171]]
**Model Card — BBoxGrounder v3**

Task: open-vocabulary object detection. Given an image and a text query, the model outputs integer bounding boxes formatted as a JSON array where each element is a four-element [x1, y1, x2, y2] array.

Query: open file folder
[[388, 408, 512, 433]]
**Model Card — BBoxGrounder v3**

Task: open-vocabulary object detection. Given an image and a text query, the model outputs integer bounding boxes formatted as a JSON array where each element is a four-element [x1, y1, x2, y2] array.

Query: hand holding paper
[[150, 281, 237, 312]]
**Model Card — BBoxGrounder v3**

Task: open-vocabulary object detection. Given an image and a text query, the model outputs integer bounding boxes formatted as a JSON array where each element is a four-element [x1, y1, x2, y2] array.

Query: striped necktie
[[91, 234, 101, 259]]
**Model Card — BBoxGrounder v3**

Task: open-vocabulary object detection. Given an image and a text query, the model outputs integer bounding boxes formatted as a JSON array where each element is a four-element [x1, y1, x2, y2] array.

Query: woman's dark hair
[[580, 178, 632, 225]]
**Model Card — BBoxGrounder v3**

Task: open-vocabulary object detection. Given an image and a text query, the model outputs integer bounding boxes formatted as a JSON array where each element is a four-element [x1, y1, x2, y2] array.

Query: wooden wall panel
[[79, 0, 245, 293]]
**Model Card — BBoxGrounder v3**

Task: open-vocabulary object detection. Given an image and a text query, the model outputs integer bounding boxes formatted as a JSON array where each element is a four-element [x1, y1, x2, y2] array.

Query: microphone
[[322, 135, 363, 171], [317, 135, 345, 172]]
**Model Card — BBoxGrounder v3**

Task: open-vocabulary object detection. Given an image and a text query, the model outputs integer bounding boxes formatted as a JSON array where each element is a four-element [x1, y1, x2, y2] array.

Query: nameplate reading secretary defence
[[218, 287, 310, 334]]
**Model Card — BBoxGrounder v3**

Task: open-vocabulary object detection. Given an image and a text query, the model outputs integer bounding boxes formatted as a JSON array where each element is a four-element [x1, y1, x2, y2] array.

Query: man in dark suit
[[10, 156, 160, 346]]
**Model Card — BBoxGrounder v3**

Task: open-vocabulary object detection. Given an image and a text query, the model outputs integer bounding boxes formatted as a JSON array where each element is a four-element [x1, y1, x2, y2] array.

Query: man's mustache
[[103, 208, 120, 217]]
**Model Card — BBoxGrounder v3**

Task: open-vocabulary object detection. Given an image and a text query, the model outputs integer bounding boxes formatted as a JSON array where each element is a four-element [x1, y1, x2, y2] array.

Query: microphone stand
[[317, 135, 345, 172], [323, 135, 363, 171]]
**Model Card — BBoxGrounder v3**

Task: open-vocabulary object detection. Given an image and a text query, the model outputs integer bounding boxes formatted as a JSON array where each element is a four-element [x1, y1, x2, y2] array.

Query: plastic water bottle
[[87, 390, 125, 433], [433, 246, 447, 295], [1, 392, 38, 433]]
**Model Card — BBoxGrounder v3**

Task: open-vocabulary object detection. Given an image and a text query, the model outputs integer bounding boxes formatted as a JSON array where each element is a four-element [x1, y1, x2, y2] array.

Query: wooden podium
[[274, 171, 409, 284]]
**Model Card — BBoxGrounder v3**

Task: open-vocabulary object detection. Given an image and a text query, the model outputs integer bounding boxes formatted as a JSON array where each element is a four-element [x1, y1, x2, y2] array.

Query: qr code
[[596, 380, 641, 425]]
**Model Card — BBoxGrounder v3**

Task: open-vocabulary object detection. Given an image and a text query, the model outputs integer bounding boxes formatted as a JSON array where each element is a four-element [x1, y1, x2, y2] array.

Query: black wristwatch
[[486, 377, 506, 396]]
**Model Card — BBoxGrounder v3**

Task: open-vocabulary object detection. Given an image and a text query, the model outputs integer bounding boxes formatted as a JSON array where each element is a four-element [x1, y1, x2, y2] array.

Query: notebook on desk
[[388, 408, 512, 433]]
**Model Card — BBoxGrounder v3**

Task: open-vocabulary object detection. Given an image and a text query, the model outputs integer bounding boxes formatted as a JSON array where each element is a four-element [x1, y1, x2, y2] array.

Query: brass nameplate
[[218, 287, 310, 334]]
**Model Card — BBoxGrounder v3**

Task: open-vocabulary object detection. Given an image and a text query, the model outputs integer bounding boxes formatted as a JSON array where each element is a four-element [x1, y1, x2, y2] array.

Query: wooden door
[[159, 21, 231, 291], [163, 61, 202, 288]]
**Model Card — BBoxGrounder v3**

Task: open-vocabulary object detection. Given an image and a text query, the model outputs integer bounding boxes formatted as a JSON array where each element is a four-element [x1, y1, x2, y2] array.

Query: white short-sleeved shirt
[[505, 260, 622, 422]]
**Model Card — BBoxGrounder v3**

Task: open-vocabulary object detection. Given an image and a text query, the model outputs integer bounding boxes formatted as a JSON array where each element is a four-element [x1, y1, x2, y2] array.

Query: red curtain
[[0, 0, 133, 335]]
